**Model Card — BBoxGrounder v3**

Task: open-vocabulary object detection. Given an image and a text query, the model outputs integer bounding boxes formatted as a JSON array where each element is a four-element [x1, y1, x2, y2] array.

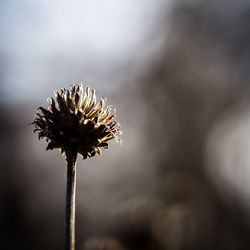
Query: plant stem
[[65, 152, 77, 250]]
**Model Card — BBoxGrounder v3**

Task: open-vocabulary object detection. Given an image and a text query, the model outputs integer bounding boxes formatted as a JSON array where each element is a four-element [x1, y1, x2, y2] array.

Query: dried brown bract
[[32, 84, 122, 159]]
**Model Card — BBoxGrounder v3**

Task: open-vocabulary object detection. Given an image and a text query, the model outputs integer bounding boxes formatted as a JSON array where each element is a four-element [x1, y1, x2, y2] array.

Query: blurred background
[[1, 0, 250, 249]]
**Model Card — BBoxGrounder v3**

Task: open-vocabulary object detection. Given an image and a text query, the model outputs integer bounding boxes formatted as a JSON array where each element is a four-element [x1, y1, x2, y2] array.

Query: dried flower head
[[32, 84, 121, 159]]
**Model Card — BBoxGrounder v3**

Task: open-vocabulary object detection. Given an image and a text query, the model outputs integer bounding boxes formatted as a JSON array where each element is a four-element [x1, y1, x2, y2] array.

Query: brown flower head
[[32, 84, 121, 159]]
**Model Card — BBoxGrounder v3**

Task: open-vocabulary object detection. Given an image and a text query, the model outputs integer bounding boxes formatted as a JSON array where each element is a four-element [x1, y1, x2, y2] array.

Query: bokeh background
[[1, 0, 250, 249]]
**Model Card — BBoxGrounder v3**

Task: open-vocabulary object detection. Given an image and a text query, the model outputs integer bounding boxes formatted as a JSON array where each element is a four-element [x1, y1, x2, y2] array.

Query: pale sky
[[0, 0, 172, 103]]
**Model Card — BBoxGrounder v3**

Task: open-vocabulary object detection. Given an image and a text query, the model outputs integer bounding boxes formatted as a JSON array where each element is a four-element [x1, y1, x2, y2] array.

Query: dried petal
[[31, 84, 121, 160]]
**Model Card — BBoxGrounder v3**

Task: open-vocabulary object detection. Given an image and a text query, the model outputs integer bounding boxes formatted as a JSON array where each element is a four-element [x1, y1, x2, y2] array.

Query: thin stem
[[65, 152, 77, 250]]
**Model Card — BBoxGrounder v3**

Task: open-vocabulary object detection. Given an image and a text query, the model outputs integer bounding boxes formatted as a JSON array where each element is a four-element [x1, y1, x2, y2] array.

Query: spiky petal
[[32, 84, 122, 159]]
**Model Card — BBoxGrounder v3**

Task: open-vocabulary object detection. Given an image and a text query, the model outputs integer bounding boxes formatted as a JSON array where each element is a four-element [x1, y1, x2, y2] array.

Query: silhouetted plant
[[32, 84, 121, 250]]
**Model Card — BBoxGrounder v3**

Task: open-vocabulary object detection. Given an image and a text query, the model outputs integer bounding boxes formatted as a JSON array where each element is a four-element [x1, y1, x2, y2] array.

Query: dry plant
[[31, 84, 121, 250]]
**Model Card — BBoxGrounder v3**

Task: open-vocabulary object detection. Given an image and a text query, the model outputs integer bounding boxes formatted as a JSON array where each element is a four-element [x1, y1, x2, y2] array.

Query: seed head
[[32, 84, 122, 159]]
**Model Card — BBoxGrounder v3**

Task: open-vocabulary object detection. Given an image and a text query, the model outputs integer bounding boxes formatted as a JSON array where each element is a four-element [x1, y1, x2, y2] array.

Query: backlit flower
[[32, 84, 121, 159]]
